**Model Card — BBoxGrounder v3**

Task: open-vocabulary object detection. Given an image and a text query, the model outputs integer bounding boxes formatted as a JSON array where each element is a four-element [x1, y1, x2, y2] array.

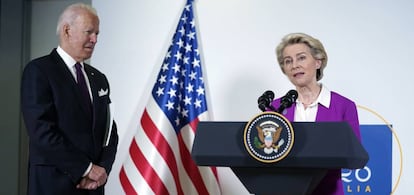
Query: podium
[[191, 121, 369, 195]]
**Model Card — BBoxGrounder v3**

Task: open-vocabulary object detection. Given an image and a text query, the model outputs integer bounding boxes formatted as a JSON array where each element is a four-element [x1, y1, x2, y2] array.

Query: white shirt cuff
[[82, 162, 93, 177]]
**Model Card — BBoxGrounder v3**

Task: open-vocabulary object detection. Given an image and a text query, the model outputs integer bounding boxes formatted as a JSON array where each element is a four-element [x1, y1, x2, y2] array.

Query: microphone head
[[257, 95, 269, 104], [280, 90, 298, 106], [257, 90, 275, 111], [276, 89, 298, 113], [257, 96, 269, 111], [263, 90, 275, 100], [287, 90, 298, 102]]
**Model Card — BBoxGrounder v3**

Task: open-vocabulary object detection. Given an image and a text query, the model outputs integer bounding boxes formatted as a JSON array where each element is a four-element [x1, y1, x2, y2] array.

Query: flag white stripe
[[136, 111, 178, 195], [123, 142, 154, 195]]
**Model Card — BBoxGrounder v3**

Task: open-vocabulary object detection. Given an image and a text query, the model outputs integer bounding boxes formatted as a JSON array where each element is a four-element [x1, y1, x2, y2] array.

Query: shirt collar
[[295, 83, 331, 108], [56, 46, 82, 68], [317, 83, 331, 108]]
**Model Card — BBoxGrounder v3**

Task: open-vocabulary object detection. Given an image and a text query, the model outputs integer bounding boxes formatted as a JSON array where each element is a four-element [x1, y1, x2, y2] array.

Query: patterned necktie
[[75, 63, 92, 116]]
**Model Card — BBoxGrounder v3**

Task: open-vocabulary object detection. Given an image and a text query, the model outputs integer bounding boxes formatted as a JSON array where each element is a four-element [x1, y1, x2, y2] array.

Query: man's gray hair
[[56, 3, 98, 35]]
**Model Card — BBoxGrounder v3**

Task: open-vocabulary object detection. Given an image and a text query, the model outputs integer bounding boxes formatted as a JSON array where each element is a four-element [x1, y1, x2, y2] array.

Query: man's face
[[64, 11, 99, 62]]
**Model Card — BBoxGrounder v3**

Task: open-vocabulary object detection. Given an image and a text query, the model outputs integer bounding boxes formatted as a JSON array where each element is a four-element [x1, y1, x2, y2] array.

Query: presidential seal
[[243, 111, 294, 163]]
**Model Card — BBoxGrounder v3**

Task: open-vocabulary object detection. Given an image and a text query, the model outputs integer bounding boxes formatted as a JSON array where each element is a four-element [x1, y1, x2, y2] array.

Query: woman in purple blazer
[[270, 33, 361, 195]]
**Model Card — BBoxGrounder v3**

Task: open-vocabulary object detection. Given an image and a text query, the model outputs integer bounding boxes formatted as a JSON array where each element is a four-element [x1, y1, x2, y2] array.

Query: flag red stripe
[[211, 167, 220, 184], [188, 117, 199, 132], [141, 109, 184, 195], [129, 137, 169, 195], [189, 117, 221, 186], [119, 166, 138, 195], [177, 132, 210, 194]]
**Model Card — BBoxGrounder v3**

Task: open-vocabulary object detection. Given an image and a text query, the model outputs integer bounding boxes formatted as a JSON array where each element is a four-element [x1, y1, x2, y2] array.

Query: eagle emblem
[[243, 111, 294, 163], [255, 121, 285, 154]]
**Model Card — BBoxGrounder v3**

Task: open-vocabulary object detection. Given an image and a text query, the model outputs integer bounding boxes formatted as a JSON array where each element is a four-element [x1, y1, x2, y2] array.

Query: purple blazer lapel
[[283, 103, 296, 121]]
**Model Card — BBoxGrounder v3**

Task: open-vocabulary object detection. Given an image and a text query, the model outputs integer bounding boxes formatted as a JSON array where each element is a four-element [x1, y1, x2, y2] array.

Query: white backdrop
[[91, 0, 413, 194]]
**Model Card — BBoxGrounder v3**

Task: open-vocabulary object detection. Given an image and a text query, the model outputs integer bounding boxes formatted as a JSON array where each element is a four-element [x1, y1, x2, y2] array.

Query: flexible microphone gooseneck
[[276, 90, 298, 113]]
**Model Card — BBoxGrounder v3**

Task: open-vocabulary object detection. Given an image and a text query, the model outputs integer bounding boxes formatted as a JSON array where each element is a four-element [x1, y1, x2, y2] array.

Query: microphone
[[257, 90, 275, 111], [276, 90, 298, 113]]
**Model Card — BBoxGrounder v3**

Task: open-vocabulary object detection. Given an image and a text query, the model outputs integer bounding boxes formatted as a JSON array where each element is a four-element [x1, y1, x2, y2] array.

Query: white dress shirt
[[294, 84, 331, 122]]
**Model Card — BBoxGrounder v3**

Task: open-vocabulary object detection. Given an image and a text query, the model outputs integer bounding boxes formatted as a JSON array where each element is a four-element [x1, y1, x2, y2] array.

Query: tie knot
[[75, 63, 82, 70]]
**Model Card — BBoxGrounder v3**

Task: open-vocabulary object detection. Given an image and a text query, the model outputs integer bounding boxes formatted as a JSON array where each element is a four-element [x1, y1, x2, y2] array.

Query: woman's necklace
[[299, 85, 322, 106]]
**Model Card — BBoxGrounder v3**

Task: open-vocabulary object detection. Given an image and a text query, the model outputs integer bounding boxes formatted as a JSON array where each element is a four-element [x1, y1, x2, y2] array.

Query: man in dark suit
[[21, 3, 118, 195]]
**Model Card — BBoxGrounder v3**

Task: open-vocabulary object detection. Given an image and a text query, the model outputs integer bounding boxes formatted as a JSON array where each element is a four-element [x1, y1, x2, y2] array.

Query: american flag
[[119, 1, 221, 194]]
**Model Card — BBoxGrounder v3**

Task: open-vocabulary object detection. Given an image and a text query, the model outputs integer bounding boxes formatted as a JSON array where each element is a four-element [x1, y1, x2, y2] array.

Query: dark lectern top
[[192, 121, 368, 169]]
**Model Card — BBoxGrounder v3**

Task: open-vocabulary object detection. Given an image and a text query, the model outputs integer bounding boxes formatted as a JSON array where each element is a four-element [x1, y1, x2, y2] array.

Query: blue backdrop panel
[[342, 125, 392, 194]]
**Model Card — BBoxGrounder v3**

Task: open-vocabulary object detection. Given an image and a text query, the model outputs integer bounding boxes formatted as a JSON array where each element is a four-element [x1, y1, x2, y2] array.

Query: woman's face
[[281, 43, 321, 87]]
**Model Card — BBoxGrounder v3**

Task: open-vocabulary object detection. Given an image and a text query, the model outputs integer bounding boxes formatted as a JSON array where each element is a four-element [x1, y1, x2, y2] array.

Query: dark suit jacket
[[21, 49, 119, 195]]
